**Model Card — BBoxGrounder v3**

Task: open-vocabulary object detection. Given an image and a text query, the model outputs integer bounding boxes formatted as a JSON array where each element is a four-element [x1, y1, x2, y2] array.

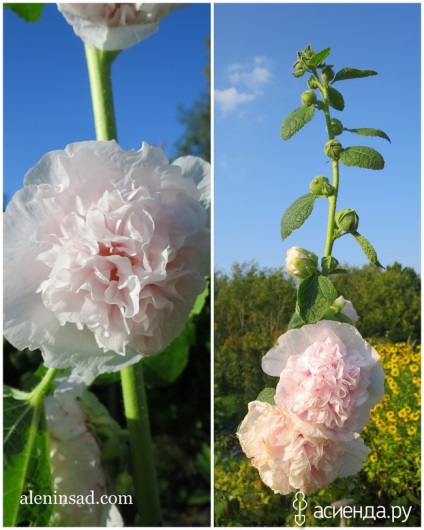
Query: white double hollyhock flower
[[238, 321, 385, 494], [4, 140, 210, 376], [262, 321, 384, 434], [237, 400, 369, 495], [58, 3, 185, 50]]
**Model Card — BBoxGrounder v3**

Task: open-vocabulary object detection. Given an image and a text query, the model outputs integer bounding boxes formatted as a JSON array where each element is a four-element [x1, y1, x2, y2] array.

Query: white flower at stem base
[[45, 380, 124, 527], [58, 3, 185, 50], [3, 140, 210, 377]]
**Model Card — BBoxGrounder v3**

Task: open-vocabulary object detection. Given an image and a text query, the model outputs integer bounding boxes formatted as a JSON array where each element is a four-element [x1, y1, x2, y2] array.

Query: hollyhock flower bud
[[307, 76, 319, 89], [301, 89, 317, 107], [58, 3, 184, 51], [335, 208, 359, 232], [237, 400, 369, 495], [285, 247, 318, 280], [309, 176, 334, 197], [331, 118, 344, 136], [324, 139, 343, 160], [4, 140, 210, 377], [321, 66, 335, 84], [333, 296, 359, 324], [262, 321, 385, 434], [45, 381, 123, 526]]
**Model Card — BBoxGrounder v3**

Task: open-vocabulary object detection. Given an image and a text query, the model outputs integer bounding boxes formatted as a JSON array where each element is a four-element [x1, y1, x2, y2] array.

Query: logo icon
[[293, 491, 307, 526]]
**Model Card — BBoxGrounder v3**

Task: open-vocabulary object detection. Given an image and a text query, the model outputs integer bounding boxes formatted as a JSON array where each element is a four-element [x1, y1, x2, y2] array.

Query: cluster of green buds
[[292, 44, 315, 78], [285, 246, 319, 281], [335, 208, 359, 233], [309, 175, 334, 197]]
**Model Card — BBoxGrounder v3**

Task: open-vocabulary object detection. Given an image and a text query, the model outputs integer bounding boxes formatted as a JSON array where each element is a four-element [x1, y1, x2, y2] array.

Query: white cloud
[[214, 88, 255, 115], [215, 56, 272, 116]]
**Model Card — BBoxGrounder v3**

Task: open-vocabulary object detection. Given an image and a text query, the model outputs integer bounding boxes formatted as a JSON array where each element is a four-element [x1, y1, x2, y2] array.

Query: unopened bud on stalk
[[321, 66, 335, 84], [335, 208, 359, 232], [285, 247, 318, 281], [307, 76, 319, 89], [324, 139, 343, 160], [301, 89, 317, 107], [330, 118, 344, 136], [309, 176, 334, 197]]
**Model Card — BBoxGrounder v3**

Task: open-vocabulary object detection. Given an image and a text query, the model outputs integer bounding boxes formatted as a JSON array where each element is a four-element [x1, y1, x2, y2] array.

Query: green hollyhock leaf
[[256, 388, 276, 405], [308, 47, 331, 67], [352, 232, 384, 268], [297, 274, 338, 324], [281, 193, 316, 240], [333, 67, 378, 82], [327, 87, 345, 111], [288, 312, 305, 329], [142, 319, 196, 387], [280, 105, 315, 140], [4, 3, 44, 22], [3, 387, 53, 527], [344, 127, 391, 143], [190, 282, 209, 317], [340, 146, 385, 170]]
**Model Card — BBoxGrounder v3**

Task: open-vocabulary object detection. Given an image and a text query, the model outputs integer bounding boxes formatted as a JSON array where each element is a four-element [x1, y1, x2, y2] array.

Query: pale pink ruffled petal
[[237, 401, 368, 495], [262, 321, 384, 433], [4, 140, 210, 377]]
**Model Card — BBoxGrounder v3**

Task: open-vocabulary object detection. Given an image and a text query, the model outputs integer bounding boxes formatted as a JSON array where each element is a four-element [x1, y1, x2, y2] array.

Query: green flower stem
[[321, 88, 340, 257], [28, 367, 57, 406], [84, 43, 161, 525], [120, 362, 162, 526], [84, 45, 118, 141]]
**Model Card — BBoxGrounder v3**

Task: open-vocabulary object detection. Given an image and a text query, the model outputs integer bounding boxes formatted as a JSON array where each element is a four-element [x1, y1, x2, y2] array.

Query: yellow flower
[[410, 412, 420, 421], [369, 454, 378, 463], [388, 425, 397, 434], [393, 435, 402, 442], [412, 377, 421, 386], [409, 364, 419, 373], [390, 367, 399, 377], [398, 409, 407, 419], [392, 387, 400, 395], [382, 394, 390, 403], [411, 353, 420, 363], [408, 427, 417, 435]]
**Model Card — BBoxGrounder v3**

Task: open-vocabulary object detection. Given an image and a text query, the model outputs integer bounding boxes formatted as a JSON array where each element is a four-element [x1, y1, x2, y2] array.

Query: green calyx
[[321, 66, 335, 84], [324, 139, 343, 160], [307, 76, 319, 89], [335, 208, 359, 232], [301, 89, 317, 107], [330, 118, 344, 136], [309, 176, 334, 197]]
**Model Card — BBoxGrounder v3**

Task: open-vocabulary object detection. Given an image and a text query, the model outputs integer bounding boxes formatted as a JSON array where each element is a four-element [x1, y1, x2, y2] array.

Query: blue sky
[[214, 3, 421, 274], [4, 3, 210, 203]]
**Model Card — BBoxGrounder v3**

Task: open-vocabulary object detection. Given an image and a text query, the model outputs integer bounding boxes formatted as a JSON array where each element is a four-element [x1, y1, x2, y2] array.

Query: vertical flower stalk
[[84, 44, 162, 525], [84, 46, 118, 141]]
